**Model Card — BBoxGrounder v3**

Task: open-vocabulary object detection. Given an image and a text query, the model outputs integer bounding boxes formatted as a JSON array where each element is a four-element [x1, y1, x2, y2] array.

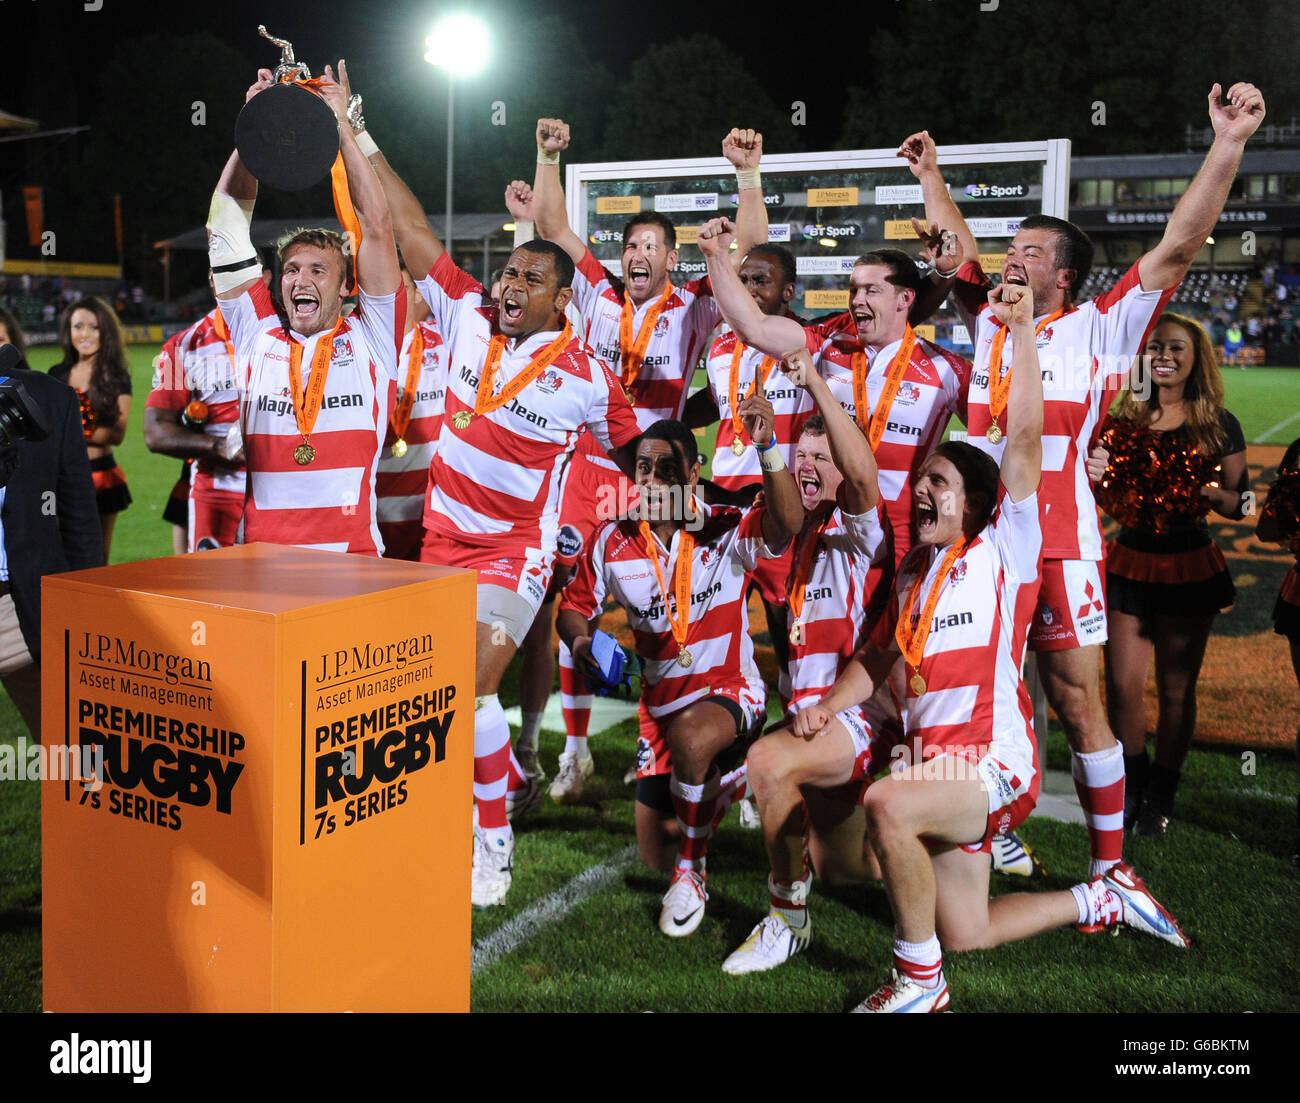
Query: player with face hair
[[206, 62, 404, 556]]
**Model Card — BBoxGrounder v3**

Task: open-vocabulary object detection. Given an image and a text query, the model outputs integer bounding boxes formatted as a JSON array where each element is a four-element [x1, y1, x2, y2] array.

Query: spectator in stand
[[1224, 290, 1239, 314], [1211, 314, 1228, 347], [1246, 314, 1264, 345]]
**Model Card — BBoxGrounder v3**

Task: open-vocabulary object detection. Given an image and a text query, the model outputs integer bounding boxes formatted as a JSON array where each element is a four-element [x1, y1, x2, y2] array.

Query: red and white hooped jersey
[[561, 501, 774, 721], [883, 490, 1042, 767], [377, 319, 446, 528], [147, 309, 246, 497], [705, 330, 813, 489], [220, 281, 403, 554], [952, 258, 1176, 560], [783, 504, 889, 711], [804, 316, 971, 563], [569, 248, 722, 474], [417, 254, 640, 554]]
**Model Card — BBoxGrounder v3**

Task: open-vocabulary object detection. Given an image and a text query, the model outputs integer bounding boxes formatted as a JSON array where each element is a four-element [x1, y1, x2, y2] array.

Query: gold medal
[[624, 386, 637, 405], [293, 442, 316, 465], [731, 438, 746, 457], [391, 437, 408, 458], [789, 622, 803, 646], [677, 647, 693, 668], [986, 424, 1003, 444], [910, 671, 927, 695], [452, 410, 473, 430]]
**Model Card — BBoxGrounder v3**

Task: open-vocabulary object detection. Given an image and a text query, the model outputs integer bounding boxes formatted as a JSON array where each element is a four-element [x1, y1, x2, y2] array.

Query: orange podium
[[41, 544, 475, 1012]]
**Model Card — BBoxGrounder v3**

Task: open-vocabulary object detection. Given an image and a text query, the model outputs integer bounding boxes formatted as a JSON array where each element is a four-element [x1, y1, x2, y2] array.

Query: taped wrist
[[735, 167, 761, 191], [354, 130, 379, 158], [207, 192, 259, 294]]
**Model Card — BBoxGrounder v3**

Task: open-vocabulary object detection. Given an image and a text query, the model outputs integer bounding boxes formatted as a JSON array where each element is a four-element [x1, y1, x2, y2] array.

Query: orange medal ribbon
[[286, 317, 347, 464], [210, 308, 236, 363], [391, 325, 425, 449], [728, 340, 778, 451], [638, 518, 696, 667], [850, 325, 917, 450], [618, 281, 675, 393], [457, 321, 573, 428], [786, 509, 833, 645], [894, 536, 970, 694], [986, 308, 1066, 431]]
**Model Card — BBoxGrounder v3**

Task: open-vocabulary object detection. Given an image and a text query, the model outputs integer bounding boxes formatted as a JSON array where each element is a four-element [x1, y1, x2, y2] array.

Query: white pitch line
[[471, 843, 639, 975], [1257, 408, 1300, 444]]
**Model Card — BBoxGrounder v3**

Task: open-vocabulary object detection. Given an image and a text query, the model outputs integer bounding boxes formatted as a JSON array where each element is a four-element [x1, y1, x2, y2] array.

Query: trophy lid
[[235, 82, 339, 192]]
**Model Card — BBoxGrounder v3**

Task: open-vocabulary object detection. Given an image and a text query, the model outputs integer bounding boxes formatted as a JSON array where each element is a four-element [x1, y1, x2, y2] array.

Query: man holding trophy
[[206, 37, 404, 555]]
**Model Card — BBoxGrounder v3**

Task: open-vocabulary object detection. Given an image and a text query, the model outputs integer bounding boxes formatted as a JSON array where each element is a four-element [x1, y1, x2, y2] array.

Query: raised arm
[[329, 62, 443, 278], [314, 63, 400, 296], [697, 217, 805, 357], [898, 131, 978, 268], [531, 118, 587, 267], [207, 73, 270, 303], [739, 371, 803, 548], [990, 282, 1043, 503], [784, 348, 880, 514], [721, 128, 768, 272], [1139, 83, 1265, 292]]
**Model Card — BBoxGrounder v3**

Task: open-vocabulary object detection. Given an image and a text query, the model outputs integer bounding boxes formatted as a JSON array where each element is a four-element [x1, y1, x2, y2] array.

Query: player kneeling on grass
[[795, 280, 1189, 1013], [715, 345, 894, 975], [558, 406, 803, 937]]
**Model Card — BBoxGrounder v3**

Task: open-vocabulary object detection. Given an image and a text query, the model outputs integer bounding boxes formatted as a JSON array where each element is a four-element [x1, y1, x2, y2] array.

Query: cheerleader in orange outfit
[[1257, 435, 1300, 865], [1088, 313, 1247, 838]]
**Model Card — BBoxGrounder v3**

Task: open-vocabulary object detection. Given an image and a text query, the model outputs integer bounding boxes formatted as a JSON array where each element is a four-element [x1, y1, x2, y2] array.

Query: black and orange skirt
[[89, 453, 132, 517], [1105, 527, 1234, 618]]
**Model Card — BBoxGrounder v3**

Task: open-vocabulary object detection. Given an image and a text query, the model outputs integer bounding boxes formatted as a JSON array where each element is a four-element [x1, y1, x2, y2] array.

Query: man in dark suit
[[0, 362, 103, 736]]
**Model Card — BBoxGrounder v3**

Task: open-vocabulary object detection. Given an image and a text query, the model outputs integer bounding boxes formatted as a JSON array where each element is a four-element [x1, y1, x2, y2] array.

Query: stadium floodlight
[[425, 13, 491, 259]]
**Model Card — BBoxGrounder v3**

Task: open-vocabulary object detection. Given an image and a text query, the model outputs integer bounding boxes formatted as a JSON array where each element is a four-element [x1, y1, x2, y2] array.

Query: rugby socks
[[769, 872, 810, 930], [670, 769, 720, 875], [504, 746, 524, 793], [474, 695, 513, 837], [1072, 742, 1126, 878], [709, 762, 750, 830], [893, 935, 943, 989], [558, 641, 593, 758], [1072, 878, 1122, 929]]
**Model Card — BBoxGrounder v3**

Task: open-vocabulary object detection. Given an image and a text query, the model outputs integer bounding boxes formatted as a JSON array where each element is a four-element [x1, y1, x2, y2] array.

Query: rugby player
[[558, 392, 803, 936], [144, 283, 246, 552], [798, 280, 1188, 1013], [921, 84, 1265, 877], [528, 117, 769, 801], [345, 97, 642, 908], [206, 63, 404, 555]]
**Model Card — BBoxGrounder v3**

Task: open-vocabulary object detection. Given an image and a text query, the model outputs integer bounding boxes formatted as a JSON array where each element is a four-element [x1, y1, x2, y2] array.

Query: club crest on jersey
[[699, 548, 712, 565], [950, 559, 967, 585], [557, 524, 583, 559], [896, 380, 921, 405], [1037, 328, 1054, 348], [654, 316, 670, 337], [332, 336, 354, 359], [535, 368, 563, 394], [1038, 602, 1059, 626]]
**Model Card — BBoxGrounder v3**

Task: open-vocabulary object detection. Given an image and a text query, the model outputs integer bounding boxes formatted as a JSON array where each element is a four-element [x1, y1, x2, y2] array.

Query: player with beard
[[206, 64, 404, 555], [796, 280, 1188, 1012], [525, 117, 769, 803], [922, 84, 1265, 884], [341, 95, 641, 907]]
